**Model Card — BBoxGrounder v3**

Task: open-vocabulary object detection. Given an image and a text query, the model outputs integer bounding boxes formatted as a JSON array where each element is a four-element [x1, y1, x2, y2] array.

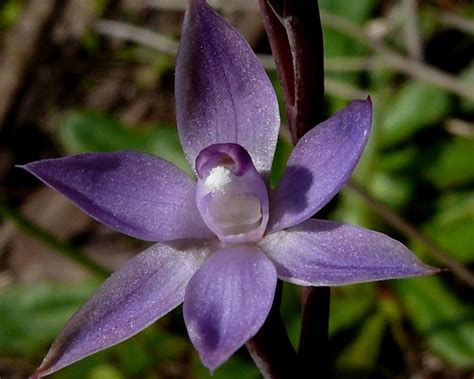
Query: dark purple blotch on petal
[[183, 245, 277, 371], [268, 98, 372, 232]]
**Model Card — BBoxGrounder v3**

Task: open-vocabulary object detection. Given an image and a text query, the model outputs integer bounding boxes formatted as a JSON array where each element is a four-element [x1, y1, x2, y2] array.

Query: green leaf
[[58, 111, 191, 175], [381, 81, 450, 147], [375, 145, 418, 172], [88, 365, 124, 379], [270, 137, 292, 189], [0, 0, 25, 29], [320, 0, 378, 57], [423, 136, 474, 189], [0, 280, 99, 356], [330, 283, 376, 335], [394, 277, 474, 367], [337, 310, 386, 369], [460, 63, 474, 113], [369, 172, 414, 208], [414, 192, 474, 262], [194, 353, 259, 379]]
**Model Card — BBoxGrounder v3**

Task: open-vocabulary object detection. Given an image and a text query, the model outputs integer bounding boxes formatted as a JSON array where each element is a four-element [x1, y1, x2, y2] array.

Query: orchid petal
[[183, 245, 277, 371], [268, 99, 372, 232], [260, 219, 438, 286], [175, 0, 280, 175], [21, 151, 212, 241], [31, 240, 213, 379]]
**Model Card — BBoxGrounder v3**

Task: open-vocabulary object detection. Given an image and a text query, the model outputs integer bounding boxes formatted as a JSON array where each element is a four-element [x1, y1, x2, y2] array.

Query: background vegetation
[[0, 0, 473, 378]]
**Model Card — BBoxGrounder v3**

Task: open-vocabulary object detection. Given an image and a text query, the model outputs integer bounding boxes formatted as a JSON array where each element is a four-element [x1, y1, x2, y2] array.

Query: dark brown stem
[[259, 1, 330, 376], [246, 281, 297, 379], [259, 0, 325, 144], [298, 287, 330, 377]]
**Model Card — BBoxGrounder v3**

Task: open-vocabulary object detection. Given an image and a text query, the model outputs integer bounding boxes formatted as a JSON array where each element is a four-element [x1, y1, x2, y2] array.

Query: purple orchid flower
[[24, 0, 437, 377]]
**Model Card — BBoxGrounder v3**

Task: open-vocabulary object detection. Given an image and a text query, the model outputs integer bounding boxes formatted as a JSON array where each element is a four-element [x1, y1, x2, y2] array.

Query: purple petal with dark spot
[[21, 151, 212, 241], [31, 240, 213, 379], [260, 219, 438, 286], [268, 99, 372, 232], [175, 0, 280, 175], [183, 245, 277, 371]]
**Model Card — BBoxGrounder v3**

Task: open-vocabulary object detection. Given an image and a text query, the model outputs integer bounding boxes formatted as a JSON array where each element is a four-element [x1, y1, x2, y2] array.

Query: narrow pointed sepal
[[260, 219, 438, 286], [21, 151, 212, 241], [268, 99, 372, 232], [31, 240, 213, 378]]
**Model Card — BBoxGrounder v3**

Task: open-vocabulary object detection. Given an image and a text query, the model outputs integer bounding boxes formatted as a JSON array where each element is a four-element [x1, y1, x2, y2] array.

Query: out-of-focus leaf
[[330, 283, 375, 335], [58, 111, 191, 175], [337, 310, 386, 369], [381, 81, 450, 147], [0, 281, 99, 357], [114, 337, 153, 377], [370, 172, 414, 208], [270, 137, 292, 189], [423, 136, 474, 189], [0, 0, 25, 29], [460, 63, 474, 113], [414, 192, 474, 262], [320, 0, 377, 58], [280, 282, 302, 348], [194, 353, 259, 379], [88, 365, 124, 379], [376, 145, 417, 172], [395, 277, 474, 367]]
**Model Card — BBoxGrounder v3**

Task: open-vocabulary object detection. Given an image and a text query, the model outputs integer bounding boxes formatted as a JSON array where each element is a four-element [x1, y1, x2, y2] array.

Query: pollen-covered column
[[195, 143, 269, 243]]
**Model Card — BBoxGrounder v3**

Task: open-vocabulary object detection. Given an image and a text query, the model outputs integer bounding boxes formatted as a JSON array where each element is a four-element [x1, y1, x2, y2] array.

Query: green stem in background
[[0, 200, 110, 278]]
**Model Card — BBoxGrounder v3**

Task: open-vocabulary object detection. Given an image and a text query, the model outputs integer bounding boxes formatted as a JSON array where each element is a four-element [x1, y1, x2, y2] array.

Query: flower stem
[[298, 287, 331, 376], [259, 0, 325, 144], [259, 0, 330, 376], [246, 280, 297, 379], [0, 199, 110, 278]]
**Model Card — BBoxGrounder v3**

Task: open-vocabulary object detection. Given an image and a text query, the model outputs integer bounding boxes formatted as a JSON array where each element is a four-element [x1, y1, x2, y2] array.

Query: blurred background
[[0, 0, 473, 378]]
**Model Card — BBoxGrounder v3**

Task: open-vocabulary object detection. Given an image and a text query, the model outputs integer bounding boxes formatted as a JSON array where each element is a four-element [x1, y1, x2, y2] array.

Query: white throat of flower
[[203, 165, 262, 235]]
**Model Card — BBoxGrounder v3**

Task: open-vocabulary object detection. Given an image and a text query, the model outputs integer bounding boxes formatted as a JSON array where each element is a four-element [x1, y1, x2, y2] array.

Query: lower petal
[[32, 240, 213, 379], [260, 219, 438, 286], [183, 245, 277, 371]]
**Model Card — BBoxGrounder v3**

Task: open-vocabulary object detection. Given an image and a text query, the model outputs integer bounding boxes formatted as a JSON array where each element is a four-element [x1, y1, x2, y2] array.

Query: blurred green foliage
[[1, 0, 473, 377], [58, 111, 192, 175]]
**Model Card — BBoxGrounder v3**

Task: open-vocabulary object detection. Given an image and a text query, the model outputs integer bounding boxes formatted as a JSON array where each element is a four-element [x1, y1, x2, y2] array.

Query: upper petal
[[260, 219, 438, 286], [183, 245, 277, 371], [175, 0, 280, 175], [21, 151, 212, 241], [268, 99, 372, 232], [31, 239, 213, 379]]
